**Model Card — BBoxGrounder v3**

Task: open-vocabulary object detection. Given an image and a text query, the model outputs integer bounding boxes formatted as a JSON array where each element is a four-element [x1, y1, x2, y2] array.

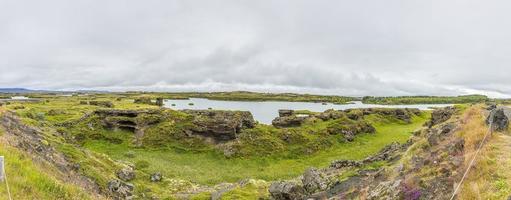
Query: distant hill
[[0, 88, 39, 93], [0, 88, 108, 94]]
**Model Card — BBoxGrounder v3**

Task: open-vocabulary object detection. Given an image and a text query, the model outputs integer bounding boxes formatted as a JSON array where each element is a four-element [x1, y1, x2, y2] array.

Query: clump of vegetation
[[134, 97, 153, 104], [135, 160, 150, 169], [362, 95, 488, 104], [88, 100, 114, 108], [134, 97, 164, 106]]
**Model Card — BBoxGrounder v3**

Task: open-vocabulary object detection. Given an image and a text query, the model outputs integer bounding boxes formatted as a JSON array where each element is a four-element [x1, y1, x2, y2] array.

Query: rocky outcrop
[[349, 108, 420, 123], [183, 110, 256, 142], [330, 142, 408, 169], [486, 108, 509, 132], [302, 168, 330, 194], [107, 179, 134, 200], [269, 181, 306, 200], [425, 106, 456, 127], [116, 167, 135, 181], [331, 108, 461, 199], [326, 120, 376, 142], [269, 105, 461, 200], [278, 109, 294, 117], [272, 115, 310, 128], [315, 109, 346, 121], [95, 109, 162, 130], [0, 111, 103, 197], [94, 109, 257, 143]]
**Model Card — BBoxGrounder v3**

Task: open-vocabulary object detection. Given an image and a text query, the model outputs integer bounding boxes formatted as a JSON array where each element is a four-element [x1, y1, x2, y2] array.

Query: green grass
[[0, 130, 91, 200], [362, 94, 488, 104], [83, 112, 430, 186]]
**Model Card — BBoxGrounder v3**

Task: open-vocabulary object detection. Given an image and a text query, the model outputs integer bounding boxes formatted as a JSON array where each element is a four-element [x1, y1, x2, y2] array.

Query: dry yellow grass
[[458, 106, 511, 199]]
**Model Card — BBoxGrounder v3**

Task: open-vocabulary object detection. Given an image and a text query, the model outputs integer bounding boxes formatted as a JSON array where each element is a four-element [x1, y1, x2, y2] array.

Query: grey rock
[[117, 167, 136, 181], [150, 172, 162, 182], [183, 110, 256, 142], [108, 179, 134, 199], [487, 103, 497, 110], [269, 181, 306, 200], [425, 107, 456, 128], [302, 168, 329, 194], [278, 109, 294, 117], [272, 115, 309, 128], [487, 108, 509, 132]]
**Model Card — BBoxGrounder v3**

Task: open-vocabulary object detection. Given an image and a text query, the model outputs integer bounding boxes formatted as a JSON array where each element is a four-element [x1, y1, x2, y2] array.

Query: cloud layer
[[2, 0, 511, 97]]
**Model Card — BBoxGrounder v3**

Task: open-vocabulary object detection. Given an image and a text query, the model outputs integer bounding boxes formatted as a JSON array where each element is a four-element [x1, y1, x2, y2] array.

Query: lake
[[163, 98, 452, 124]]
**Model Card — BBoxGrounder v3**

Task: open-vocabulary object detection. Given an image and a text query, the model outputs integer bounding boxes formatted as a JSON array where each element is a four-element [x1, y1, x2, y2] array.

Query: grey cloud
[[1, 0, 511, 97]]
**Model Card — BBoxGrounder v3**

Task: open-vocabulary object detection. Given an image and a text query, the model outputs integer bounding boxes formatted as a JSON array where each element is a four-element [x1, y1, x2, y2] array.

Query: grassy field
[[362, 95, 488, 105], [83, 112, 429, 185], [459, 106, 511, 199]]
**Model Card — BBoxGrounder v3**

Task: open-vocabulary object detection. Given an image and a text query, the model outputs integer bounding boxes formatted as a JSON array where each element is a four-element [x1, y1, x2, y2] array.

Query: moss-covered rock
[[182, 110, 256, 142]]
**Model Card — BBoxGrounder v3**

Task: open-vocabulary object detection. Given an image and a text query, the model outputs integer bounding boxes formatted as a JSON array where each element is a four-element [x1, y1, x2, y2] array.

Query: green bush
[[135, 160, 150, 169], [89, 101, 114, 108]]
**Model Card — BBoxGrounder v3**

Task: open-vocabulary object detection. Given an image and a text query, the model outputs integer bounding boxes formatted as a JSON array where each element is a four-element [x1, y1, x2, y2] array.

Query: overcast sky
[[1, 0, 511, 97]]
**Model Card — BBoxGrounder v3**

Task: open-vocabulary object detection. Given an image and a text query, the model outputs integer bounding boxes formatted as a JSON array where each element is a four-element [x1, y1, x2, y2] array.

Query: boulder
[[269, 181, 306, 200], [315, 109, 346, 121], [278, 109, 294, 117], [107, 179, 134, 199], [183, 110, 256, 142], [487, 103, 497, 110], [425, 107, 456, 128], [272, 115, 309, 128], [150, 172, 162, 182], [116, 167, 135, 181], [302, 168, 329, 194], [486, 108, 509, 132]]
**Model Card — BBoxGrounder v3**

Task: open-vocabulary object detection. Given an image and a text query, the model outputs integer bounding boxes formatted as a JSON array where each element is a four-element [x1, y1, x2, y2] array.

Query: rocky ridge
[[268, 106, 471, 200]]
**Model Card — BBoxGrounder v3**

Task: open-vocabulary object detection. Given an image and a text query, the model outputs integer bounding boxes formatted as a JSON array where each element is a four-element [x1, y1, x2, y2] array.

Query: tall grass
[[458, 106, 511, 199], [0, 128, 92, 200]]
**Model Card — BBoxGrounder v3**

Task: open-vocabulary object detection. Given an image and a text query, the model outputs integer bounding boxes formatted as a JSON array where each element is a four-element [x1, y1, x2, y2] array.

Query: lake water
[[163, 98, 452, 124]]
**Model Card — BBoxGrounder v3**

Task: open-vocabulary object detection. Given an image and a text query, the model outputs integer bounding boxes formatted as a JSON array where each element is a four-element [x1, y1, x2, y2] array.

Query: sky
[[1, 0, 511, 97]]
